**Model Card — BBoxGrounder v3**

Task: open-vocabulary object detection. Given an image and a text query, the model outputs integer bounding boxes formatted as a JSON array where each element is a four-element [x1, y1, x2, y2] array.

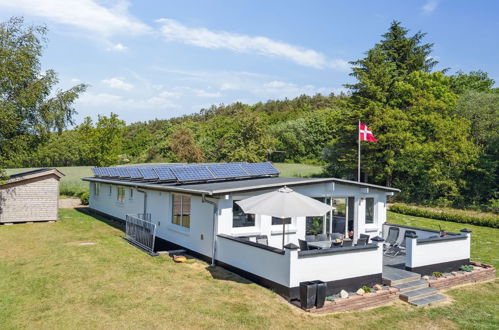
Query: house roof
[[82, 176, 400, 196], [3, 168, 65, 186]]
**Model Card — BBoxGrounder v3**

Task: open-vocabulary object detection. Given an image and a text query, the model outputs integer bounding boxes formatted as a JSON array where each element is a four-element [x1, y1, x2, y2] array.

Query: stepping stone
[[409, 294, 447, 307], [392, 280, 429, 293], [400, 287, 438, 302]]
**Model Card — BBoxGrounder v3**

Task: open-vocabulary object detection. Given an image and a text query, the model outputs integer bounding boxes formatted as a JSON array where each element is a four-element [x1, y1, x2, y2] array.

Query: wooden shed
[[0, 168, 64, 224]]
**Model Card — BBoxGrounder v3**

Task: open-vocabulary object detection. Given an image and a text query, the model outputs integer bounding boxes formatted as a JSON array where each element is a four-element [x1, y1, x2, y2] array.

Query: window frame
[[171, 194, 191, 230], [117, 186, 125, 203], [365, 197, 375, 225], [129, 188, 134, 200], [94, 183, 100, 196], [232, 201, 256, 228]]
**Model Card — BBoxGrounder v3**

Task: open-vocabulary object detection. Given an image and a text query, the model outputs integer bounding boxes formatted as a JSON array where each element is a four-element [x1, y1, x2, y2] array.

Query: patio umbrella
[[236, 186, 333, 248]]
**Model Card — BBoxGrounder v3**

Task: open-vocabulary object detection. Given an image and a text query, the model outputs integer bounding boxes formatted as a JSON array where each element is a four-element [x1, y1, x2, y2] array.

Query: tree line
[[1, 18, 497, 211]]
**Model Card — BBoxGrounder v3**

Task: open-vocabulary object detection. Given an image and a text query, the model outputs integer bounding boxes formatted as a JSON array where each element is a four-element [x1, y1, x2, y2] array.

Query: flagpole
[[358, 120, 361, 182]]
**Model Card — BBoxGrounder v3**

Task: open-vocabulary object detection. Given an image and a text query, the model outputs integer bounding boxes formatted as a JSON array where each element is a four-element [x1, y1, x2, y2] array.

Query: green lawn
[[0, 210, 497, 329], [5, 163, 323, 196]]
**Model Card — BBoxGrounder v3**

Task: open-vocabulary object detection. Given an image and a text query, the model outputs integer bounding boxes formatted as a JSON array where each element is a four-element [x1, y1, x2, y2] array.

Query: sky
[[0, 0, 497, 124]]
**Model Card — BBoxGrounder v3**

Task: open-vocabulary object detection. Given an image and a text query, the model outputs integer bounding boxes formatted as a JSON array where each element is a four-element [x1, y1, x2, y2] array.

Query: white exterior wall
[[89, 182, 216, 258], [289, 246, 383, 287], [406, 234, 471, 269], [216, 236, 291, 286]]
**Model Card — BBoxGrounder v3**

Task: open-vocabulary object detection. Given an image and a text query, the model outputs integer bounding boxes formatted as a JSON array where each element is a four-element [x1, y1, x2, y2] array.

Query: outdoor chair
[[342, 240, 353, 247], [391, 230, 416, 256], [305, 235, 317, 242], [256, 235, 268, 246], [299, 239, 309, 251], [329, 232, 344, 240], [383, 227, 400, 256], [316, 233, 328, 241], [359, 234, 370, 243], [356, 237, 368, 246]]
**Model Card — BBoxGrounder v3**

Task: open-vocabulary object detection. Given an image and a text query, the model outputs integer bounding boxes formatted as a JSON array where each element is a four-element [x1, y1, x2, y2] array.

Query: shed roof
[[82, 176, 400, 196], [3, 168, 65, 186]]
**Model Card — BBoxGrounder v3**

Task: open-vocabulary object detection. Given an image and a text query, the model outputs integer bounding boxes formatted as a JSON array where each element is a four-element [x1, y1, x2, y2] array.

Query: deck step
[[382, 266, 421, 286], [392, 280, 429, 293], [400, 287, 438, 302], [409, 294, 447, 307]]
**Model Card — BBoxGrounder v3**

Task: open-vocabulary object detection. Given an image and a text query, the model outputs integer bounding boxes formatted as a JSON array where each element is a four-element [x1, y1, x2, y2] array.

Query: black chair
[[356, 237, 368, 246], [298, 239, 309, 251], [384, 227, 400, 255], [256, 235, 268, 246], [392, 230, 416, 256], [316, 233, 328, 241], [305, 235, 317, 242], [329, 232, 344, 240], [359, 234, 370, 243], [342, 240, 353, 247]]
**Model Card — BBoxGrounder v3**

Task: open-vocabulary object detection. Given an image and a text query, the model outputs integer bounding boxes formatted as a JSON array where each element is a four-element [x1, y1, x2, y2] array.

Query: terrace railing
[[125, 213, 156, 255]]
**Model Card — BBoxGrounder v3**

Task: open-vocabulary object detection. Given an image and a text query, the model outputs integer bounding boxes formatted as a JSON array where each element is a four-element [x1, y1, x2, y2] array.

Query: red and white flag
[[359, 122, 378, 142]]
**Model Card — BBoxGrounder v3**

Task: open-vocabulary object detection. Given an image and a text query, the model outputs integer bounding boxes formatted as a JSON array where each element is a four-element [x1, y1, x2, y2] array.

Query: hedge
[[389, 203, 499, 228]]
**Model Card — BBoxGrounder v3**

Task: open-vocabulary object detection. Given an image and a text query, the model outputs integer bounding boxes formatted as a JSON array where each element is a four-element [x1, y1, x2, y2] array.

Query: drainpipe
[[202, 194, 218, 267], [136, 188, 148, 216]]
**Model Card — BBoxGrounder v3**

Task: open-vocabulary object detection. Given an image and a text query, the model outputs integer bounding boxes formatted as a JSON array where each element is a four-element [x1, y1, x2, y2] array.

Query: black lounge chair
[[391, 230, 416, 256], [383, 227, 400, 256]]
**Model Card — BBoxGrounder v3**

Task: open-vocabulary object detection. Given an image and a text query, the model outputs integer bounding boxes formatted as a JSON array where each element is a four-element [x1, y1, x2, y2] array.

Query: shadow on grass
[[75, 207, 125, 232], [206, 265, 253, 285]]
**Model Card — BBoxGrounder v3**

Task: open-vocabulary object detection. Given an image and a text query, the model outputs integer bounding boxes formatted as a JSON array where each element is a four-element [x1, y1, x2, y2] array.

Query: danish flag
[[359, 122, 378, 142]]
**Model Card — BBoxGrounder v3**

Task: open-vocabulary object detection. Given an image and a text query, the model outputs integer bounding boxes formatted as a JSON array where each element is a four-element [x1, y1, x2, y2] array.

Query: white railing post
[[405, 232, 418, 269]]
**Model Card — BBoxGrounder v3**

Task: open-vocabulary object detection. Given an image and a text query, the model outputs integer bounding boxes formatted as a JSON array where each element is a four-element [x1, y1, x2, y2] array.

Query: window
[[108, 186, 112, 196], [129, 188, 134, 200], [172, 194, 191, 229], [232, 202, 255, 227], [365, 198, 374, 224], [94, 183, 100, 196], [272, 217, 292, 225], [117, 187, 125, 203]]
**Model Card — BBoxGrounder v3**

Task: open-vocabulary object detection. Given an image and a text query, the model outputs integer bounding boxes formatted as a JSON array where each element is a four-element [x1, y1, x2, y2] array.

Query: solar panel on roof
[[208, 163, 249, 179], [91, 168, 100, 176], [139, 167, 159, 180], [99, 167, 111, 176], [117, 167, 130, 178], [107, 167, 120, 177], [154, 166, 176, 181], [127, 167, 143, 179], [241, 162, 279, 176], [171, 166, 215, 182]]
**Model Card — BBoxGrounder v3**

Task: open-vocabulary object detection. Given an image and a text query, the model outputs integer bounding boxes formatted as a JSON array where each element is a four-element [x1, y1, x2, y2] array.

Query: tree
[[0, 17, 87, 170], [168, 127, 206, 163], [450, 70, 495, 94]]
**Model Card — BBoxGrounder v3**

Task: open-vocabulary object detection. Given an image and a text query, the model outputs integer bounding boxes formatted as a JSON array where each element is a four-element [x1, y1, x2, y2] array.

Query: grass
[[0, 210, 497, 329], [5, 163, 323, 197]]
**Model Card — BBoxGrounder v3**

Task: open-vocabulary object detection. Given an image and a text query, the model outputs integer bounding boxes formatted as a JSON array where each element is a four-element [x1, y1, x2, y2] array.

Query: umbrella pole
[[282, 217, 285, 249]]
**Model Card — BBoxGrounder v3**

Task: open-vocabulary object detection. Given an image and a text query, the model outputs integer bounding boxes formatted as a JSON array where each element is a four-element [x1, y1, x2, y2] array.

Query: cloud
[[422, 0, 439, 13], [156, 18, 348, 70], [0, 0, 150, 37], [107, 43, 128, 52], [102, 77, 134, 91]]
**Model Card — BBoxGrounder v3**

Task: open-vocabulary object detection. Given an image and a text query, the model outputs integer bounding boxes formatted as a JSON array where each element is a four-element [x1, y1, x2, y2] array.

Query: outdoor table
[[308, 240, 333, 249]]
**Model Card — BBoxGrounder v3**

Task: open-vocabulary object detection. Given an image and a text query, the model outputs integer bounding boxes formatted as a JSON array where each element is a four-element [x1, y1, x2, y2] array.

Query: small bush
[[460, 265, 474, 272], [389, 203, 499, 228], [361, 286, 372, 293], [432, 271, 443, 278], [79, 191, 89, 205]]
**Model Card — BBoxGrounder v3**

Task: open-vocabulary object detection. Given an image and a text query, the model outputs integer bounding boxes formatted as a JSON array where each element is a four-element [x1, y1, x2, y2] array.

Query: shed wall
[[0, 175, 60, 223]]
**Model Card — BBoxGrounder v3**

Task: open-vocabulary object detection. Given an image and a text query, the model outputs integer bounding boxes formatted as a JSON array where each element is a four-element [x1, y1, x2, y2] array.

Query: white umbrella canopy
[[236, 186, 332, 218], [236, 187, 333, 248]]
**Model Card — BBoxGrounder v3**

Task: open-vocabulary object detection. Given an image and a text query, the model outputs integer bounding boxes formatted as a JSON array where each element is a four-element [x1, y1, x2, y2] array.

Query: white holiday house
[[83, 162, 471, 300]]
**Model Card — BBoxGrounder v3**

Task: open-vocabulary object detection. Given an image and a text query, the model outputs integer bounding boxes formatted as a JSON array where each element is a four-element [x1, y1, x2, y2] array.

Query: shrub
[[459, 265, 474, 272], [361, 286, 372, 293], [432, 272, 443, 278], [79, 191, 89, 205], [389, 203, 499, 228]]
